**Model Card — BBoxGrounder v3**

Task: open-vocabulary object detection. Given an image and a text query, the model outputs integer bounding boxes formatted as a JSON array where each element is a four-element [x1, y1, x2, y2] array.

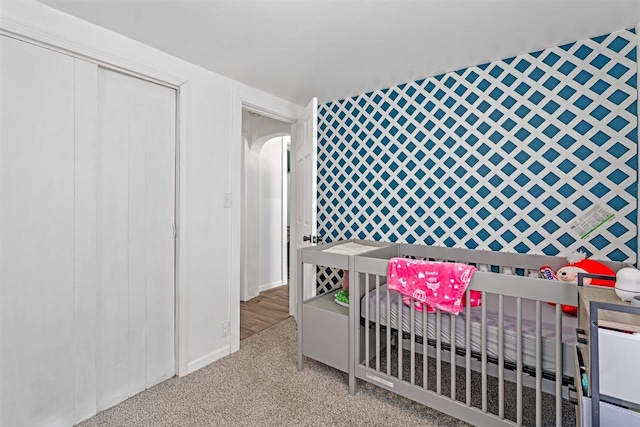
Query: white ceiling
[[38, 0, 640, 106]]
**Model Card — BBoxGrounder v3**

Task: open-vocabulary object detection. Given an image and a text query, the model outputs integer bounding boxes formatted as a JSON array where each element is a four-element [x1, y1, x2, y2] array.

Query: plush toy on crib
[[541, 251, 615, 316]]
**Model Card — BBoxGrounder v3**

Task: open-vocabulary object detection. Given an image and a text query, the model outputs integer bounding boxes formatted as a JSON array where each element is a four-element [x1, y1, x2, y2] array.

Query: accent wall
[[317, 29, 638, 294]]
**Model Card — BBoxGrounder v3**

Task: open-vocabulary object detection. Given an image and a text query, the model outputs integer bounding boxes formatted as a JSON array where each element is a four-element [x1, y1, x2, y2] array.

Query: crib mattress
[[361, 284, 577, 378]]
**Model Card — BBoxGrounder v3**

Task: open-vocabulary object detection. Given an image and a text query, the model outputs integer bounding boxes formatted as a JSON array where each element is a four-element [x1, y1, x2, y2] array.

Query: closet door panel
[[127, 79, 149, 397], [96, 68, 176, 405], [138, 78, 176, 387], [96, 69, 132, 411], [0, 36, 75, 427], [73, 58, 99, 424]]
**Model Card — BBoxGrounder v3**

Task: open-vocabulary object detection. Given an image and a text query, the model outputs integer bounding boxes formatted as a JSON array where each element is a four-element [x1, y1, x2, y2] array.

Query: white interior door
[[289, 98, 318, 316], [0, 35, 76, 427], [96, 68, 176, 410]]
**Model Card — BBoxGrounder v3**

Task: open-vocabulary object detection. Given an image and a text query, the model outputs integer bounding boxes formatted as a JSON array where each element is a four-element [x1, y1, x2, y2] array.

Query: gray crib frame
[[297, 241, 624, 427]]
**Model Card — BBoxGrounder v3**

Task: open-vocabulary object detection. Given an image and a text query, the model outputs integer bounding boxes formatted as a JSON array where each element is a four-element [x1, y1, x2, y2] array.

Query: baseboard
[[187, 346, 230, 374], [259, 279, 283, 293], [241, 291, 259, 302], [74, 406, 97, 426]]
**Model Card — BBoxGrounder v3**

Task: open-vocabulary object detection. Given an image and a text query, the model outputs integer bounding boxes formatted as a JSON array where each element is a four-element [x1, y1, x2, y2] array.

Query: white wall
[[243, 137, 261, 300], [259, 137, 288, 291], [0, 2, 302, 424]]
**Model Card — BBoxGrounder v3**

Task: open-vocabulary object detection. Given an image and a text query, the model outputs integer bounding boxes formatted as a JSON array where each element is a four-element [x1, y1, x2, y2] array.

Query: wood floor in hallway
[[240, 284, 290, 340]]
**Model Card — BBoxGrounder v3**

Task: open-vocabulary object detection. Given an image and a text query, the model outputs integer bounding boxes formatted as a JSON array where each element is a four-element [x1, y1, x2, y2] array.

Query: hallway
[[240, 285, 289, 340]]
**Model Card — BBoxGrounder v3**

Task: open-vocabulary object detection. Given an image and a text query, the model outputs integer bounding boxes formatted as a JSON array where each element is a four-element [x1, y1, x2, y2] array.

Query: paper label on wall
[[569, 205, 615, 239]]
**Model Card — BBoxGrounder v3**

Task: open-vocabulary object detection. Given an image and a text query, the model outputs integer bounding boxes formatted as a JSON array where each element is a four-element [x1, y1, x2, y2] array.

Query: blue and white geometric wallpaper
[[318, 29, 638, 263]]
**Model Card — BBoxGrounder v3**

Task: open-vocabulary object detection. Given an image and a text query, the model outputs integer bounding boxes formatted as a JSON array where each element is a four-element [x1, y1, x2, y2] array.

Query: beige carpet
[[79, 317, 468, 426]]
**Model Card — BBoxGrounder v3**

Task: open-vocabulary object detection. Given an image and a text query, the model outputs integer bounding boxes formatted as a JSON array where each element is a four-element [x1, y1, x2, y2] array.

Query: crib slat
[[481, 291, 487, 413], [423, 308, 428, 390], [365, 273, 370, 369], [536, 300, 542, 427], [398, 292, 403, 381], [498, 294, 504, 419], [555, 303, 562, 427], [516, 297, 523, 426], [350, 268, 356, 397], [376, 275, 380, 372], [436, 309, 441, 395], [386, 285, 391, 376], [450, 311, 455, 400], [410, 299, 415, 385], [465, 290, 471, 406]]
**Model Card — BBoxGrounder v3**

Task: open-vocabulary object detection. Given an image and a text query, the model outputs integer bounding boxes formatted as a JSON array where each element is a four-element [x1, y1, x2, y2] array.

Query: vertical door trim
[[175, 81, 189, 376], [282, 137, 289, 287], [230, 93, 243, 354]]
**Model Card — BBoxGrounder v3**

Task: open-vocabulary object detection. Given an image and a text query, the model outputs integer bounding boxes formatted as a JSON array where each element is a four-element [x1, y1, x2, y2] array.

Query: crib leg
[[349, 373, 356, 396]]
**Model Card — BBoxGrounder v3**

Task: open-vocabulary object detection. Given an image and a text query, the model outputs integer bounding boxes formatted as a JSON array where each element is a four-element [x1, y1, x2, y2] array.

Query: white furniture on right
[[575, 285, 640, 426]]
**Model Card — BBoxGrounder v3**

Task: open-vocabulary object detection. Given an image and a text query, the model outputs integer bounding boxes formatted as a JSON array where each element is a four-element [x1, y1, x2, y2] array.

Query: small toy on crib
[[334, 270, 349, 307], [540, 251, 615, 316]]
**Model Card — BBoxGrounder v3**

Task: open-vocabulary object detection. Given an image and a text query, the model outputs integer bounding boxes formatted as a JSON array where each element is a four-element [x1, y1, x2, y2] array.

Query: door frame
[[0, 22, 190, 376], [282, 139, 290, 289], [231, 95, 302, 353]]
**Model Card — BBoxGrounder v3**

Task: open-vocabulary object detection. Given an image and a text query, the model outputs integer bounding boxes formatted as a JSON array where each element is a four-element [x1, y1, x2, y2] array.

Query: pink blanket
[[387, 257, 480, 314]]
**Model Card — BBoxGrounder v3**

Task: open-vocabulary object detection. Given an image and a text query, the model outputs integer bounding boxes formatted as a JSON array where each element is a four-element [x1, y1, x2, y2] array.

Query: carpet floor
[[79, 318, 573, 426]]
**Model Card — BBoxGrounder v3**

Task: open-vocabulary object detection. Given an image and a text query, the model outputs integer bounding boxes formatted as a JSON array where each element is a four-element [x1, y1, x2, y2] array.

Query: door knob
[[303, 235, 312, 242], [312, 236, 324, 244]]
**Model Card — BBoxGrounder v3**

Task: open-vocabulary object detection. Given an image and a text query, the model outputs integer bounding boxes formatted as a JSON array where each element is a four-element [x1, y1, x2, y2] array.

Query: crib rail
[[353, 251, 580, 427], [394, 243, 621, 273]]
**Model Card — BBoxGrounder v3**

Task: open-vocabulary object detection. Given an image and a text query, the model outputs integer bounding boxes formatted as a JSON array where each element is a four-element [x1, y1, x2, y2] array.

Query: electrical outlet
[[222, 320, 230, 337]]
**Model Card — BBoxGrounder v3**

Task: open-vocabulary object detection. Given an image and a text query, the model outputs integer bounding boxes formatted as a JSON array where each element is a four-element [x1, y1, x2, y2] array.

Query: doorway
[[240, 110, 292, 339]]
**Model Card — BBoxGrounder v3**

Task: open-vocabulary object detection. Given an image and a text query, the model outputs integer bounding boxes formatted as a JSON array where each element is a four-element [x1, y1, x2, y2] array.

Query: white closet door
[[138, 76, 177, 389], [96, 69, 176, 410], [0, 36, 76, 427]]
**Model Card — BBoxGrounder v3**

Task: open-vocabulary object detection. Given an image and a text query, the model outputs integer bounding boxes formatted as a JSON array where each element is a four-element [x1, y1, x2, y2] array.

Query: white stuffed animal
[[614, 267, 640, 301]]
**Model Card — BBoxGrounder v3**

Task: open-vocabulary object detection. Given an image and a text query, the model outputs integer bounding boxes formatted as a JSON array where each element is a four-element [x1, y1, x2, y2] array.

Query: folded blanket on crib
[[387, 258, 480, 314]]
